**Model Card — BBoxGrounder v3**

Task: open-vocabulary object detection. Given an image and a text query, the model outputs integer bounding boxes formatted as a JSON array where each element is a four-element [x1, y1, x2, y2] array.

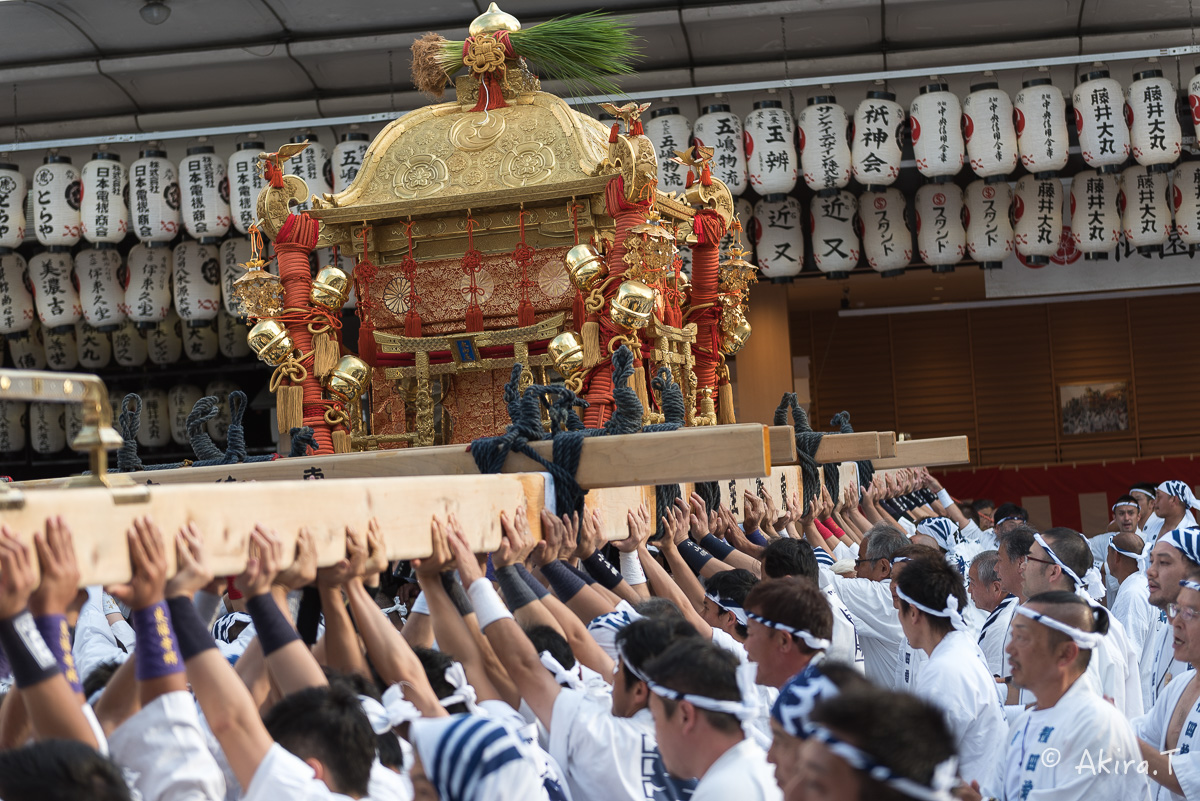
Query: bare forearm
[[345, 581, 443, 715], [318, 585, 370, 679]]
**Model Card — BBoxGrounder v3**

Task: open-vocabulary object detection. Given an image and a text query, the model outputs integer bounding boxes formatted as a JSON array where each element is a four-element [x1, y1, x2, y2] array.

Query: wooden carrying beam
[[14, 424, 771, 491], [767, 426, 798, 466], [876, 432, 897, 458], [767, 428, 883, 465], [871, 436, 970, 469]]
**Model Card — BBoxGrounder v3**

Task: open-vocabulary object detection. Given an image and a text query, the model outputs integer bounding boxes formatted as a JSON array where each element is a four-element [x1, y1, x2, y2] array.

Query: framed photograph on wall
[[1059, 381, 1129, 435]]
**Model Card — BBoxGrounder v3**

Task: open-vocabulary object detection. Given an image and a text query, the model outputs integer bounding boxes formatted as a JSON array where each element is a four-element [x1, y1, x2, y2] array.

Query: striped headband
[[771, 665, 840, 739], [1014, 605, 1104, 650], [618, 641, 761, 723], [1112, 501, 1139, 512], [705, 592, 748, 626], [994, 515, 1022, 527], [894, 586, 966, 631], [1159, 480, 1200, 510], [810, 725, 959, 801], [746, 611, 831, 651], [1162, 527, 1200, 566], [915, 517, 961, 550], [412, 714, 528, 801], [1032, 533, 1106, 600], [1108, 540, 1143, 560], [1181, 580, 1200, 594]]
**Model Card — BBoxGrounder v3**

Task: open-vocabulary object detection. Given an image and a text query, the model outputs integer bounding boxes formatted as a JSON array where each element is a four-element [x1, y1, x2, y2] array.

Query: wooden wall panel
[[890, 310, 976, 441], [1129, 295, 1200, 441], [969, 306, 1057, 451], [806, 311, 897, 433]]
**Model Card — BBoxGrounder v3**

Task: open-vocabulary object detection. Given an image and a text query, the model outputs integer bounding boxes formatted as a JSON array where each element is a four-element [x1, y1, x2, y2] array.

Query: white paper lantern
[[809, 190, 858, 277], [22, 190, 35, 244], [851, 91, 904, 187], [859, 188, 912, 275], [1072, 69, 1131, 173], [167, 384, 204, 446], [285, 134, 332, 212], [798, 95, 852, 193], [1189, 69, 1200, 143], [1070, 170, 1121, 259], [183, 321, 218, 362], [29, 249, 81, 331], [29, 402, 66, 455], [915, 183, 966, 270], [228, 140, 266, 235], [205, 380, 238, 443], [74, 245, 126, 331], [1173, 162, 1200, 245], [752, 195, 804, 281], [111, 318, 149, 367], [80, 153, 128, 244], [148, 310, 183, 365], [1127, 68, 1183, 171], [129, 149, 181, 244], [962, 81, 1018, 179], [179, 146, 231, 239], [137, 388, 171, 449], [8, 320, 45, 370], [692, 104, 747, 195], [217, 308, 251, 359], [43, 325, 78, 371], [0, 163, 27, 249], [333, 132, 370, 194], [1013, 175, 1064, 264], [75, 322, 111, 369], [0, 252, 34, 336], [963, 180, 1014, 268], [1121, 164, 1172, 254], [1015, 79, 1069, 176], [910, 82, 964, 180], [220, 237, 252, 317], [0, 400, 26, 453], [125, 243, 173, 325], [119, 168, 132, 240], [745, 101, 798, 195], [644, 107, 693, 194], [32, 157, 82, 247], [64, 403, 84, 448], [172, 239, 221, 324]]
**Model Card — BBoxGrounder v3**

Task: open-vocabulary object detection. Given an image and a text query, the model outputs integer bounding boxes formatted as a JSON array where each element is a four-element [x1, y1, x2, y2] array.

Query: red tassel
[[630, 120, 644, 137], [609, 123, 620, 143], [404, 309, 422, 338], [572, 290, 585, 331], [517, 299, 535, 327], [465, 304, 484, 332], [358, 320, 378, 366]]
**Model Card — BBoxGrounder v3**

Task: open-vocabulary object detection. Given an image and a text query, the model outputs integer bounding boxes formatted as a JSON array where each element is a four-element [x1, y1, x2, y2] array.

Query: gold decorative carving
[[450, 114, 508, 151], [393, 154, 450, 198], [502, 141, 556, 187]]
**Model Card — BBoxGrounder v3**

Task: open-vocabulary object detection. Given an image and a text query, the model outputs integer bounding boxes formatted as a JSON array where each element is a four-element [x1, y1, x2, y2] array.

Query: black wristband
[[541, 561, 587, 602], [245, 594, 300, 657], [441, 573, 475, 616], [678, 539, 714, 573], [699, 534, 735, 560], [495, 565, 539, 611], [516, 564, 550, 600], [582, 551, 623, 591], [166, 596, 218, 661], [0, 611, 59, 688], [564, 562, 595, 586]]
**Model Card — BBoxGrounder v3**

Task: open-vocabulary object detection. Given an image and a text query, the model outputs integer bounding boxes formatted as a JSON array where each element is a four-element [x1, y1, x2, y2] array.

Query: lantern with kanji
[[8, 319, 44, 369], [147, 310, 183, 365], [752, 194, 804, 281], [1173, 162, 1200, 245], [75, 322, 111, 370], [179, 145, 231, 240], [137, 388, 171, 449], [218, 308, 251, 358], [693, 104, 747, 195], [1013, 175, 1063, 264], [799, 94, 851, 193], [183, 320, 218, 362], [1073, 69, 1130, 173], [644, 107, 693, 195], [220, 236, 252, 317], [75, 245, 126, 331], [32, 156, 81, 247], [810, 190, 859, 278], [125, 243, 172, 325], [0, 163, 27, 249], [172, 239, 222, 325], [1189, 68, 1200, 140], [963, 179, 1013, 269], [0, 251, 34, 337], [285, 133, 332, 211], [333, 132, 370, 194], [910, 82, 964, 180], [29, 402, 66, 455], [1121, 164, 1171, 254], [29, 249, 81, 331], [0, 400, 25, 454], [111, 318, 149, 367], [80, 152, 128, 244], [129, 149, 180, 244], [1015, 78, 1069, 176], [962, 81, 1018, 179], [915, 183, 965, 271], [745, 100, 798, 195], [167, 384, 203, 446], [851, 91, 904, 187], [1128, 68, 1182, 171], [1070, 169, 1121, 259], [43, 325, 78, 371], [859, 187, 911, 276], [228, 140, 266, 235]]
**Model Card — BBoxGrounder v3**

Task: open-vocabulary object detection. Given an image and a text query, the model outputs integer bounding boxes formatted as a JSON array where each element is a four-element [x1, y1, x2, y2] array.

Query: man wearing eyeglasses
[[1142, 528, 1200, 711]]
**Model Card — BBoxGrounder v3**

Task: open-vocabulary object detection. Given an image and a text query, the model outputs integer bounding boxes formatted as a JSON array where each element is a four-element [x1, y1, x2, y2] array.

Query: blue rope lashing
[[187, 396, 224, 462], [776, 392, 822, 513], [222, 391, 249, 465], [289, 427, 319, 457], [117, 393, 144, 473], [830, 410, 874, 497], [602, 346, 643, 436]]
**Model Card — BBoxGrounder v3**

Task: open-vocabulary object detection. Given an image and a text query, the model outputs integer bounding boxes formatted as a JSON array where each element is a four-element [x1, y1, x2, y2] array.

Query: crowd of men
[[1, 467, 1200, 800]]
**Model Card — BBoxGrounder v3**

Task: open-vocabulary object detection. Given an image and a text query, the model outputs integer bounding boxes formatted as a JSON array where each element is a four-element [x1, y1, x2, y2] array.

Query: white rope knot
[[442, 661, 482, 714], [1015, 605, 1105, 650], [359, 686, 422, 734], [539, 651, 586, 691], [895, 586, 967, 631]]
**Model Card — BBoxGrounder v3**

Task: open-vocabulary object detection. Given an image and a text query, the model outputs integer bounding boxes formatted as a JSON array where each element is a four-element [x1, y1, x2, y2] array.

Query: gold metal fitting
[[310, 265, 350, 311], [610, 280, 656, 330], [563, 243, 605, 294], [247, 319, 295, 366], [720, 313, 753, 355], [322, 354, 371, 403], [469, 2, 521, 37], [548, 331, 585, 376]]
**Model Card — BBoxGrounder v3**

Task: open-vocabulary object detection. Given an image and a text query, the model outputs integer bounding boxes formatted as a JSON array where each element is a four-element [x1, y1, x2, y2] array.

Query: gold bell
[[469, 2, 521, 37], [610, 280, 656, 329], [322, 354, 371, 403], [720, 315, 753, 356], [548, 331, 585, 376], [563, 244, 605, 294], [310, 266, 350, 311], [247, 319, 295, 366]]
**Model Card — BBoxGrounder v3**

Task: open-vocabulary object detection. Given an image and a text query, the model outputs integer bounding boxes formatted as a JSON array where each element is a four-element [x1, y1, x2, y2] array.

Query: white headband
[[358, 685, 422, 734], [746, 611, 831, 651], [705, 592, 749, 626], [895, 586, 967, 631], [1131, 488, 1155, 498], [441, 662, 482, 714], [618, 642, 762, 725], [539, 651, 586, 691], [810, 724, 959, 801], [1015, 605, 1105, 650], [1108, 540, 1143, 560], [1112, 501, 1139, 512], [1032, 533, 1106, 600]]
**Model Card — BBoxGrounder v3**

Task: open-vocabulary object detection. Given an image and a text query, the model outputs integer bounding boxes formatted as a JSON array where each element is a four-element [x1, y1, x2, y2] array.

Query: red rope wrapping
[[583, 176, 652, 427], [513, 210, 536, 327], [274, 212, 335, 455], [689, 210, 728, 413]]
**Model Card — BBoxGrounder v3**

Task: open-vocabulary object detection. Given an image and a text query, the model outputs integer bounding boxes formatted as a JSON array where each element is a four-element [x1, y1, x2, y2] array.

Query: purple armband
[[0, 610, 60, 688], [35, 614, 82, 693], [131, 601, 185, 681]]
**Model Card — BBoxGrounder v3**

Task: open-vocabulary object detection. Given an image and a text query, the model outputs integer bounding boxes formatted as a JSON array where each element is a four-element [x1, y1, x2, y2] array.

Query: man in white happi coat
[[1109, 530, 1154, 656], [969, 549, 1018, 678], [1143, 528, 1200, 710]]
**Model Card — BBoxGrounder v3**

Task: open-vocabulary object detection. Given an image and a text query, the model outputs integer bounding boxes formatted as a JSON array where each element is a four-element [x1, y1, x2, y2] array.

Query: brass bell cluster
[[310, 266, 351, 312], [247, 319, 295, 367], [322, 354, 371, 404], [610, 279, 655, 330], [548, 331, 584, 377]]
